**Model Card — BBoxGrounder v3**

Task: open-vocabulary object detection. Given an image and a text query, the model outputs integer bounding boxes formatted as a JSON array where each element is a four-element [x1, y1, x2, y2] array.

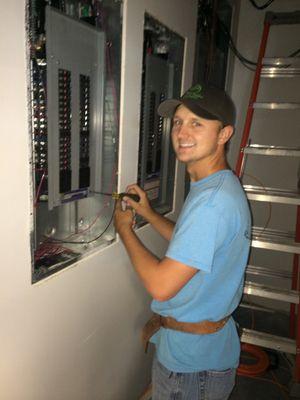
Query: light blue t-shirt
[[151, 169, 251, 373]]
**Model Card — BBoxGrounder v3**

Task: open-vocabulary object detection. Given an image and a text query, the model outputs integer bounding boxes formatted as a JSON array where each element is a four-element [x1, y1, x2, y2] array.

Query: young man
[[114, 84, 251, 400]]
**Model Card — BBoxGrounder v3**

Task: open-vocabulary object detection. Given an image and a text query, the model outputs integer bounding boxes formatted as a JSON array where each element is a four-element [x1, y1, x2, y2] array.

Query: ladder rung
[[251, 227, 300, 254], [261, 68, 300, 78], [240, 328, 296, 354], [265, 11, 300, 25], [244, 280, 299, 304], [263, 57, 300, 66], [243, 144, 300, 157], [244, 185, 300, 205], [240, 301, 277, 313], [253, 102, 300, 110], [246, 264, 292, 280], [261, 58, 300, 78]]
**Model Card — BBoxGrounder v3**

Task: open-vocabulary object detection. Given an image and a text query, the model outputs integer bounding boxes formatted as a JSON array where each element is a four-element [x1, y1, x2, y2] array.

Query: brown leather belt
[[142, 313, 230, 353]]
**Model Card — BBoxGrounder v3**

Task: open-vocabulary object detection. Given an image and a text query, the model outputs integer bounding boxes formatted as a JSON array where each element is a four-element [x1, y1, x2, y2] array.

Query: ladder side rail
[[294, 206, 300, 382], [290, 207, 300, 337], [290, 254, 299, 338], [235, 21, 271, 177]]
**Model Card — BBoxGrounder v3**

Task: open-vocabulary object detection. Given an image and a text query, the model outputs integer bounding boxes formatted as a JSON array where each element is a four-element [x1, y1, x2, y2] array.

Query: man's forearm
[[118, 226, 198, 301], [118, 227, 162, 298], [145, 210, 175, 241]]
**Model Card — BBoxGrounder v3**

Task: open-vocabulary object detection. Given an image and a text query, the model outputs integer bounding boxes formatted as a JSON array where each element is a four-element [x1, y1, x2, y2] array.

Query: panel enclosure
[[193, 0, 233, 88], [28, 0, 122, 282], [138, 14, 184, 217]]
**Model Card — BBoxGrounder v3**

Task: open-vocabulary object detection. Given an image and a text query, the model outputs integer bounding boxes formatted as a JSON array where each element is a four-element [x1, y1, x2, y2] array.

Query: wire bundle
[[218, 17, 300, 72]]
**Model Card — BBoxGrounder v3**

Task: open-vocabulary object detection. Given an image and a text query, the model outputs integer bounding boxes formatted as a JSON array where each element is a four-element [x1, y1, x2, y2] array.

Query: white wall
[[229, 0, 300, 310], [0, 1, 197, 399]]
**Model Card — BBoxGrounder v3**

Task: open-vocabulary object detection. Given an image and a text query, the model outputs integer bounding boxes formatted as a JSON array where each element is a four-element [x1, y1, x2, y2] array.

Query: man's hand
[[121, 183, 175, 241], [114, 199, 135, 235], [123, 184, 154, 221]]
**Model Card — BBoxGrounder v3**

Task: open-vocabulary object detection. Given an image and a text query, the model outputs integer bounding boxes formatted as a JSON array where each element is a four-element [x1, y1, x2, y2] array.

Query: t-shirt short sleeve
[[166, 205, 221, 273]]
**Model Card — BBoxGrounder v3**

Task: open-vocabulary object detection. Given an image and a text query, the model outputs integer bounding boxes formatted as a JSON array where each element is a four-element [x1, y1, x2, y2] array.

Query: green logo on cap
[[183, 84, 204, 100]]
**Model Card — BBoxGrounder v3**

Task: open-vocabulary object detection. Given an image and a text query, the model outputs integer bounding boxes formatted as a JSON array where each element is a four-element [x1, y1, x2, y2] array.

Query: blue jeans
[[152, 355, 236, 400]]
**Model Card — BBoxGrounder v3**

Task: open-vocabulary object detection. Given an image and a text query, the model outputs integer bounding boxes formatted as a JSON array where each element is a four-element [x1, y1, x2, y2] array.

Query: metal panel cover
[[46, 6, 105, 209]]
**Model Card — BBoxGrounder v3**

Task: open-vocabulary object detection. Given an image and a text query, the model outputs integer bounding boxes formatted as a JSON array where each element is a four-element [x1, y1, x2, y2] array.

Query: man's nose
[[176, 124, 189, 138]]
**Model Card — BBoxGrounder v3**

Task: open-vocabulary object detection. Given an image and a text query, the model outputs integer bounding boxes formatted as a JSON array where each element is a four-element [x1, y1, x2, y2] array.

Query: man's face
[[171, 105, 224, 166]]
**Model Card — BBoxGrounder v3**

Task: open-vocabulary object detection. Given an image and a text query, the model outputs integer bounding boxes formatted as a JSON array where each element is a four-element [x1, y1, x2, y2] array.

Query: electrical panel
[[139, 54, 173, 206], [46, 6, 105, 209], [194, 0, 233, 89], [138, 15, 184, 214], [28, 0, 122, 282]]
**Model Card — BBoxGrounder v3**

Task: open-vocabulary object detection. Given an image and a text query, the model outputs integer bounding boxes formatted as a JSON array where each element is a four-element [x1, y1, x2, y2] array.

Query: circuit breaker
[[46, 6, 105, 209]]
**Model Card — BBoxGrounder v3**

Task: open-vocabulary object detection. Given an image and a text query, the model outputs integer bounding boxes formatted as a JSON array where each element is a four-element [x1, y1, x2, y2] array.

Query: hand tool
[[95, 191, 140, 202]]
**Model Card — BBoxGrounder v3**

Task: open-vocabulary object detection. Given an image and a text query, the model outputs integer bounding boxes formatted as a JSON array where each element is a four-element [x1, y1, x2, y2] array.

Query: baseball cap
[[157, 83, 236, 126]]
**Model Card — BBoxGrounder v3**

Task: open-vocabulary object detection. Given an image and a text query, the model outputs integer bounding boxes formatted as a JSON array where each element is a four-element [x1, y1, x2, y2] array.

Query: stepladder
[[235, 10, 300, 392]]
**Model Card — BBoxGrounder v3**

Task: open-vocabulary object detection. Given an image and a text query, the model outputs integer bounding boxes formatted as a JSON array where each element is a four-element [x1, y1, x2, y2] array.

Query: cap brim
[[157, 99, 182, 118]]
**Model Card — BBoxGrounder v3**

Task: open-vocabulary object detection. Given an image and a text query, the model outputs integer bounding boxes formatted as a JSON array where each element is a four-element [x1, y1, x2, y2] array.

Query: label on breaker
[[145, 179, 160, 201]]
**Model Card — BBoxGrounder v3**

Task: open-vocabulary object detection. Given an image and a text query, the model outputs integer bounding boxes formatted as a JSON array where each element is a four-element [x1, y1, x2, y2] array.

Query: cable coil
[[237, 343, 270, 376]]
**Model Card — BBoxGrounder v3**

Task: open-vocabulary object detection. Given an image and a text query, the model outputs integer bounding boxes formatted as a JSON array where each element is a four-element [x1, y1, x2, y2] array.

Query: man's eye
[[192, 121, 201, 127], [173, 120, 181, 126]]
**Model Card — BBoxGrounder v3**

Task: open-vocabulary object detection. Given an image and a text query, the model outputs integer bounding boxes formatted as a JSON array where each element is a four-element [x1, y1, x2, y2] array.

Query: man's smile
[[178, 143, 196, 148]]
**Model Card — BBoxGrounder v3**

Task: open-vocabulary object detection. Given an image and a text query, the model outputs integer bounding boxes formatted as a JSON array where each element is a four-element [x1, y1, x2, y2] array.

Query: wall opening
[[28, 0, 122, 282]]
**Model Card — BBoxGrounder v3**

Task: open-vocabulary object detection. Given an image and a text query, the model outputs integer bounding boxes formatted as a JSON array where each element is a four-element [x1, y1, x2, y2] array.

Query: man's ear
[[218, 125, 234, 145]]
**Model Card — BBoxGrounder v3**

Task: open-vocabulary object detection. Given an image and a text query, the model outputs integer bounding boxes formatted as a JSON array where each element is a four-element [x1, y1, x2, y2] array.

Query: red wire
[[34, 170, 46, 208], [35, 239, 77, 262], [61, 200, 111, 240]]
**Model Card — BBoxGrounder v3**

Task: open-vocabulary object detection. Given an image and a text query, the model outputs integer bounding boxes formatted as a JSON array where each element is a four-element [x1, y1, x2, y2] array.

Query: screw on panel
[[78, 218, 84, 226], [46, 227, 56, 236]]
